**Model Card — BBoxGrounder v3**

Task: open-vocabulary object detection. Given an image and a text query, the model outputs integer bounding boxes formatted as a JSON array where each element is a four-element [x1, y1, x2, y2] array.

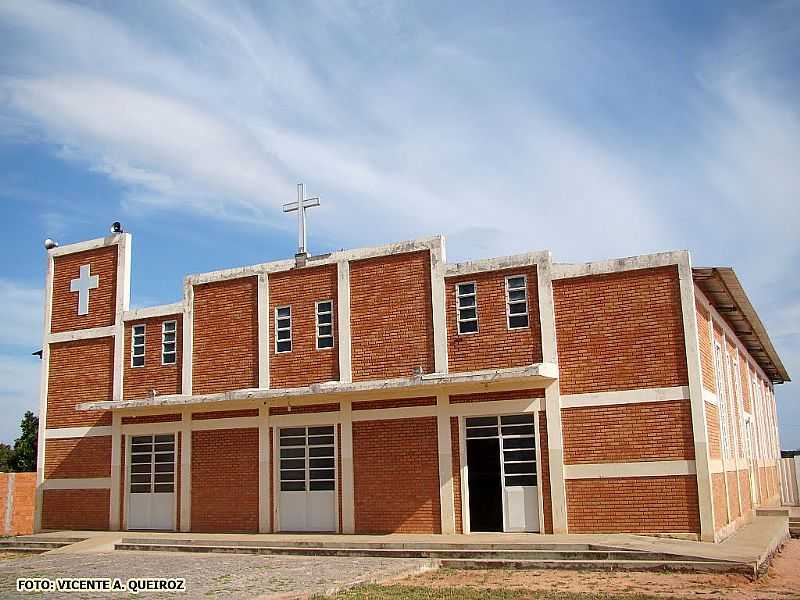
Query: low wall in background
[[0, 473, 36, 536]]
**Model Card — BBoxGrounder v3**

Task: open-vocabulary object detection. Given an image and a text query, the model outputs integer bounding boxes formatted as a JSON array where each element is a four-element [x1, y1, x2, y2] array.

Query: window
[[315, 300, 334, 349], [279, 426, 335, 491], [456, 282, 478, 334], [505, 275, 529, 329], [162, 320, 177, 365], [129, 434, 175, 494], [713, 341, 731, 459], [275, 306, 292, 353], [131, 324, 145, 367]]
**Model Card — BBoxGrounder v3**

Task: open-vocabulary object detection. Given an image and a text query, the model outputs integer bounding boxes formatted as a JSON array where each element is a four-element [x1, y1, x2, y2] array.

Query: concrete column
[[340, 399, 355, 533], [436, 393, 456, 534], [678, 256, 716, 542], [337, 262, 352, 384], [179, 409, 191, 532], [257, 274, 270, 389], [258, 404, 270, 532], [109, 412, 122, 530]]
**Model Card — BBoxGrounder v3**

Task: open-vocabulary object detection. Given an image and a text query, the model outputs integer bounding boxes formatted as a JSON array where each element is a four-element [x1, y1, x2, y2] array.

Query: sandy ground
[[398, 539, 800, 599]]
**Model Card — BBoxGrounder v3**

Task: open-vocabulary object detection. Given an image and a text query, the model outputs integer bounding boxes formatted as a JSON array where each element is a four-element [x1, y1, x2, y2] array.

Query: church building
[[35, 208, 789, 543]]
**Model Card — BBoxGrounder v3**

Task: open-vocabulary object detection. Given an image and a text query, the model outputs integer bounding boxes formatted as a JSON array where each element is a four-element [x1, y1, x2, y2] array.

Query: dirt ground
[[397, 539, 800, 600]]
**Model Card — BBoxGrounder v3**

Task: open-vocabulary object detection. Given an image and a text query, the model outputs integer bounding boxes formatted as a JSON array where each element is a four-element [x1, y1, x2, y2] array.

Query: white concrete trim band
[[42, 478, 112, 490], [564, 460, 697, 480], [561, 386, 689, 408], [551, 251, 686, 280], [123, 302, 183, 321], [47, 325, 116, 344], [44, 426, 113, 439]]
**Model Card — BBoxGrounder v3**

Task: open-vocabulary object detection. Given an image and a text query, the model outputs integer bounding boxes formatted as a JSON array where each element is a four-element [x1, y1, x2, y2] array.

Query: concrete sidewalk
[[31, 514, 789, 576]]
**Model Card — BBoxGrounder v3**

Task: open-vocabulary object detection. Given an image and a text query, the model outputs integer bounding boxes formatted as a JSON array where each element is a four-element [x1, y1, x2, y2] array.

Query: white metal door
[[464, 414, 539, 533], [278, 426, 336, 532], [499, 414, 538, 532], [127, 434, 176, 531]]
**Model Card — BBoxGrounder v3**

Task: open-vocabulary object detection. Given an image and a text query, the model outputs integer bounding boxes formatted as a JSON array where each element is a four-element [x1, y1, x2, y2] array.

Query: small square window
[[505, 275, 529, 329], [456, 282, 478, 334], [276, 306, 292, 353], [161, 320, 178, 365], [131, 324, 145, 367], [316, 300, 334, 350]]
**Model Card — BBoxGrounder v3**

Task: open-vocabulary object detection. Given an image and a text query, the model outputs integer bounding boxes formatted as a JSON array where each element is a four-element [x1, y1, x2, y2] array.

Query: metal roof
[[693, 267, 790, 384]]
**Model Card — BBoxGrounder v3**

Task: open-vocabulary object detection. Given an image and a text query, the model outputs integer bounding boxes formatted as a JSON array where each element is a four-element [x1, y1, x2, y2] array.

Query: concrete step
[[119, 537, 598, 552], [438, 558, 750, 575], [114, 541, 723, 564], [0, 540, 76, 550], [0, 546, 51, 554]]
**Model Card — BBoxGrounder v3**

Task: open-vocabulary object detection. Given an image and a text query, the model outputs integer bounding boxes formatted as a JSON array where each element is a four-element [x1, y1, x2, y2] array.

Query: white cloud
[[0, 279, 43, 347], [0, 354, 40, 444]]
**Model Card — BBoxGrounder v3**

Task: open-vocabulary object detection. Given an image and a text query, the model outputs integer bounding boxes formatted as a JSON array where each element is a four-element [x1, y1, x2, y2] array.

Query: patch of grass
[[311, 584, 682, 600]]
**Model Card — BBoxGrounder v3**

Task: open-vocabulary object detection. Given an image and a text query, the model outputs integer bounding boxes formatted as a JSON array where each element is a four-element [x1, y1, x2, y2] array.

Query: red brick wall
[[269, 265, 338, 388], [51, 246, 118, 333], [739, 470, 752, 514], [566, 475, 700, 533], [191, 428, 259, 532], [350, 251, 434, 381], [121, 414, 180, 424], [269, 403, 339, 416], [554, 266, 688, 394], [123, 314, 182, 399], [727, 470, 741, 519], [450, 388, 545, 404], [450, 416, 462, 534], [706, 402, 721, 459], [192, 409, 258, 420], [712, 472, 727, 530], [562, 400, 694, 464], [539, 414, 553, 534], [352, 417, 441, 533], [353, 397, 436, 411], [9, 473, 35, 536], [192, 277, 258, 395], [47, 338, 113, 427], [696, 302, 715, 393], [42, 489, 110, 530], [445, 267, 542, 372], [0, 473, 35, 536], [44, 436, 111, 478]]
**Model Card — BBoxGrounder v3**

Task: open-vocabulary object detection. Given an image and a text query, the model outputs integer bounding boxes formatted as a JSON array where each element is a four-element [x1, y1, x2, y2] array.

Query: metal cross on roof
[[282, 183, 320, 256]]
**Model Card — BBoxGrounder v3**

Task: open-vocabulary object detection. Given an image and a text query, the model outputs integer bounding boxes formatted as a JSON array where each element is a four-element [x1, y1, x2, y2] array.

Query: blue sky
[[0, 0, 798, 447]]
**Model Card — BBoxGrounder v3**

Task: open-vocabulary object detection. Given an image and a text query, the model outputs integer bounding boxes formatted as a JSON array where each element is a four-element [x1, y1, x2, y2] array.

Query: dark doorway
[[466, 437, 503, 532]]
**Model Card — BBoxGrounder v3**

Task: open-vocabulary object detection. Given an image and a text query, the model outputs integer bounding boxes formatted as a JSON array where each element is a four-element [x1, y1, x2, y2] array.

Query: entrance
[[278, 425, 337, 532], [127, 434, 176, 530], [465, 414, 539, 532]]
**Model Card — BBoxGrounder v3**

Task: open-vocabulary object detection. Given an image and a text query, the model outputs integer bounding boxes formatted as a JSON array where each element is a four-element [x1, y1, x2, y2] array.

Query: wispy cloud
[[0, 0, 798, 443]]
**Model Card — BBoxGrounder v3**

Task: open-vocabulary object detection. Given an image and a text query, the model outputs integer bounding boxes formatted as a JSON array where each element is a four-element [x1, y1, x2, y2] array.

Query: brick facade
[[554, 266, 688, 395], [51, 245, 118, 333], [562, 400, 694, 464], [269, 264, 339, 388], [352, 417, 441, 533], [123, 314, 182, 399], [42, 489, 110, 530], [0, 473, 35, 536], [192, 277, 259, 395], [44, 436, 111, 479], [446, 266, 543, 373], [350, 250, 434, 381], [191, 428, 259, 532], [38, 234, 787, 541], [47, 337, 114, 427], [696, 302, 715, 393], [566, 475, 700, 534]]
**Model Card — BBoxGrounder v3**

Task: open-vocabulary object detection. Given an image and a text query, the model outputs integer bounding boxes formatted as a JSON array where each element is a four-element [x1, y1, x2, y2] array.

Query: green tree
[[0, 443, 13, 472], [9, 412, 38, 472]]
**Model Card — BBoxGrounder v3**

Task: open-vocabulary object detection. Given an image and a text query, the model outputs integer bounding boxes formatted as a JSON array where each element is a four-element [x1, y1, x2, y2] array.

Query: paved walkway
[[0, 551, 430, 599], [37, 513, 789, 568]]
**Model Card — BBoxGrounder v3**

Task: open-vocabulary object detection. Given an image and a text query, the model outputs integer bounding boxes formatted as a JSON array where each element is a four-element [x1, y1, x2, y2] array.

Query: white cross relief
[[70, 264, 99, 316], [282, 183, 320, 255]]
